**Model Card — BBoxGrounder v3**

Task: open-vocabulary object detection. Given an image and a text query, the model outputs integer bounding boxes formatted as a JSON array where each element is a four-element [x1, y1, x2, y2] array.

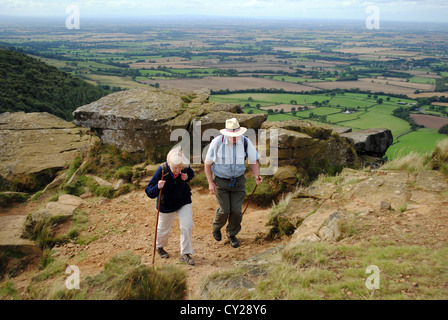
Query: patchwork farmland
[[210, 92, 447, 159], [1, 18, 447, 158]]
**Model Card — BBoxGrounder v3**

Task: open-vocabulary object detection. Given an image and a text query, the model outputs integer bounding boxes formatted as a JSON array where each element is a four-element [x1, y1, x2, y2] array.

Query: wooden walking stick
[[242, 181, 259, 215], [152, 168, 166, 268]]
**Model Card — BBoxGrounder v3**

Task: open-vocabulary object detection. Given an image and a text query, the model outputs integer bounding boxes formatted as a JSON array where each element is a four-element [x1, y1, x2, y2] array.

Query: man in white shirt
[[204, 118, 263, 248]]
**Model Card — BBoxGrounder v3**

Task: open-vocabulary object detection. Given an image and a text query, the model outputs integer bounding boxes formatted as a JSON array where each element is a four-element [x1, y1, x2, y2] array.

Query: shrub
[[430, 138, 448, 175], [51, 251, 187, 300], [115, 166, 133, 182], [438, 124, 448, 135], [115, 264, 187, 300], [0, 192, 28, 208], [381, 151, 427, 173], [266, 191, 302, 239]]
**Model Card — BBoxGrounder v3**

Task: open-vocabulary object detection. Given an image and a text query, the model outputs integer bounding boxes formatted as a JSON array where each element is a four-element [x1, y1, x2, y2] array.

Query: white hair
[[167, 145, 190, 168]]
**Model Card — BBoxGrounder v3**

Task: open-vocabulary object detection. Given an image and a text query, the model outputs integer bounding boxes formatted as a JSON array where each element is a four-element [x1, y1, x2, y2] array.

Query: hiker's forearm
[[251, 161, 263, 185], [204, 163, 214, 184], [250, 161, 260, 178]]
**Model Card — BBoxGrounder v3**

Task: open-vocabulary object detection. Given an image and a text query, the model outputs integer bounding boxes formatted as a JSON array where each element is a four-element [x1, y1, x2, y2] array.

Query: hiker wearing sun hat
[[204, 118, 263, 248]]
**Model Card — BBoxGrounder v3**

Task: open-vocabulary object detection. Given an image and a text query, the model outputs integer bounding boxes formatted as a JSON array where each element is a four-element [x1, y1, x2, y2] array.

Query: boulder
[[274, 166, 298, 185], [197, 111, 266, 133], [0, 215, 40, 255], [0, 112, 93, 192], [260, 120, 360, 177], [341, 128, 393, 157], [73, 87, 266, 154], [22, 194, 84, 239], [378, 200, 392, 212], [318, 211, 343, 242]]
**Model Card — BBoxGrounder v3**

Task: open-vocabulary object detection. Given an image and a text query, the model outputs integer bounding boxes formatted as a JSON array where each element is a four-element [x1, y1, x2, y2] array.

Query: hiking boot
[[212, 229, 222, 241], [179, 254, 195, 265], [157, 247, 170, 259], [228, 235, 240, 248]]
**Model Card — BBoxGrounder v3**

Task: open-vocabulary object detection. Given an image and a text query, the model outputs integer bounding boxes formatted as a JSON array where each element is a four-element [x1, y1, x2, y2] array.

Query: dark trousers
[[213, 175, 246, 237]]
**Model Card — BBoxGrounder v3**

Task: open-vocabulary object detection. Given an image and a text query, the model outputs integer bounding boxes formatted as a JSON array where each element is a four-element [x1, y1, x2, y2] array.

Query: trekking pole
[[152, 168, 166, 268], [242, 180, 259, 215]]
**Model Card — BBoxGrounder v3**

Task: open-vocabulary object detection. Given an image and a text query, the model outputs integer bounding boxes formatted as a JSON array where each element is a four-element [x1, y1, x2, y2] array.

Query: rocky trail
[[0, 183, 284, 299], [1, 165, 448, 300], [72, 187, 283, 299]]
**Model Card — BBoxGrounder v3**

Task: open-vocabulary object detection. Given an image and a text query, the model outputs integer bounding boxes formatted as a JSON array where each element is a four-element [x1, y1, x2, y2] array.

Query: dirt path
[[3, 168, 448, 299], [35, 187, 283, 299]]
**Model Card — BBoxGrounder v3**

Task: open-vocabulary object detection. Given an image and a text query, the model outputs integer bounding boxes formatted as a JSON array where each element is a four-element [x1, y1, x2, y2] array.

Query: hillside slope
[[1, 162, 447, 300], [0, 47, 108, 121], [1, 139, 446, 300]]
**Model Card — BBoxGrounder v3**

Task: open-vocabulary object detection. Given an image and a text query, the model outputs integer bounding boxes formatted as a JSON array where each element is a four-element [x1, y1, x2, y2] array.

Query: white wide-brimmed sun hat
[[220, 118, 247, 137]]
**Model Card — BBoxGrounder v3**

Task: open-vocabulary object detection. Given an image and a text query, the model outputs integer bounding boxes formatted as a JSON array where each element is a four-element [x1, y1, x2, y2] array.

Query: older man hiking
[[204, 118, 263, 248]]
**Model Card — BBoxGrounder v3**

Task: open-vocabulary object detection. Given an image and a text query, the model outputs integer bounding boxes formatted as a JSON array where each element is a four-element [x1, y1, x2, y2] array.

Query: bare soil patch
[[409, 92, 448, 99], [305, 78, 433, 95], [410, 114, 448, 129]]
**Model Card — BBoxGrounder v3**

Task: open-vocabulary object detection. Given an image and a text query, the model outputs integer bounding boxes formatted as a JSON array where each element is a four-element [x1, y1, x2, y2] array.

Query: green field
[[211, 92, 447, 160], [211, 92, 331, 105], [341, 109, 410, 139], [386, 128, 447, 159], [409, 77, 436, 85]]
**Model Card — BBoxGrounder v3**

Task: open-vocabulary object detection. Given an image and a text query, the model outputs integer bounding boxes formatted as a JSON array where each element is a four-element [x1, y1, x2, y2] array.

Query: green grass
[[24, 251, 187, 300], [298, 107, 339, 117], [408, 77, 436, 85], [342, 111, 410, 139], [211, 93, 331, 105], [386, 128, 447, 159], [326, 111, 364, 123], [267, 113, 298, 121], [329, 97, 374, 109], [212, 92, 447, 160], [202, 241, 448, 300]]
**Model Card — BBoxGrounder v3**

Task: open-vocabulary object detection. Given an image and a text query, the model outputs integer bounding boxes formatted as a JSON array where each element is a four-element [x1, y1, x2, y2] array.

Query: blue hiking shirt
[[205, 135, 259, 179]]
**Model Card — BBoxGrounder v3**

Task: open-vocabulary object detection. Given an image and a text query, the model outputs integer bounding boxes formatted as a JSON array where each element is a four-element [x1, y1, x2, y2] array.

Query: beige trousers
[[157, 203, 194, 255]]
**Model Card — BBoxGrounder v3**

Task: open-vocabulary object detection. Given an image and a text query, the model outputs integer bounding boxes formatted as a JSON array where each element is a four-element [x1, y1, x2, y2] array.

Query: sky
[[0, 0, 448, 24]]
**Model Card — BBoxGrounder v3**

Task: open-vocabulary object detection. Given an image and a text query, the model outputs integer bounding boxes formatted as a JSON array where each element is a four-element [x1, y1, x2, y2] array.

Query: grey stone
[[319, 211, 343, 242], [341, 128, 393, 157], [0, 112, 92, 179]]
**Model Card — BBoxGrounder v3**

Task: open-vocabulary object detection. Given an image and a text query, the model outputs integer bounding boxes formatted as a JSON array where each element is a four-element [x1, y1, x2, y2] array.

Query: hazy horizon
[[0, 0, 448, 24], [0, 15, 447, 33]]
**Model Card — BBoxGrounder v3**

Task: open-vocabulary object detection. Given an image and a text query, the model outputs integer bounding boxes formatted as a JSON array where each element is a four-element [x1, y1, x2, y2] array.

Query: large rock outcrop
[[73, 87, 267, 154], [260, 120, 360, 180], [73, 86, 392, 169], [0, 112, 93, 192], [341, 128, 393, 157]]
